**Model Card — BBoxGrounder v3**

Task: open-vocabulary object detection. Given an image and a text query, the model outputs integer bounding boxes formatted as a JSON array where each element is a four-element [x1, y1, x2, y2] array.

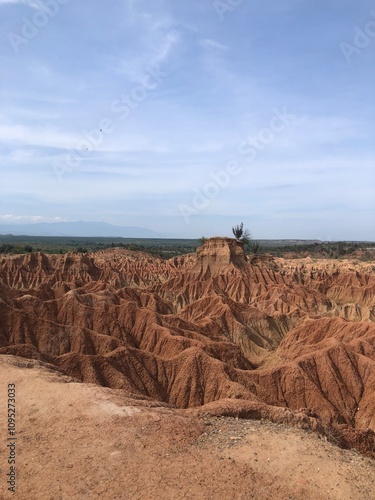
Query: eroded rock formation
[[0, 238, 374, 456]]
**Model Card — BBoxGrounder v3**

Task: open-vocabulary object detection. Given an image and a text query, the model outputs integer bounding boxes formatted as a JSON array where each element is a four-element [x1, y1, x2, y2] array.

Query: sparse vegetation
[[76, 246, 88, 254], [232, 222, 257, 253], [232, 222, 252, 245], [0, 243, 15, 254], [248, 241, 260, 255], [232, 222, 245, 240], [262, 241, 375, 260], [0, 234, 374, 261], [0, 235, 199, 259]]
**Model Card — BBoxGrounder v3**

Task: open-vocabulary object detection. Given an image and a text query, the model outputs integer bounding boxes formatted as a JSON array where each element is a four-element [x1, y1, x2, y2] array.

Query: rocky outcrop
[[0, 238, 374, 457], [193, 237, 247, 277]]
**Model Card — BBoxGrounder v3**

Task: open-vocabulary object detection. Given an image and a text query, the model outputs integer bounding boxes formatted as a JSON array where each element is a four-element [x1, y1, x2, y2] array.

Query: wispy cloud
[[0, 1, 374, 239], [0, 123, 79, 149], [0, 121, 169, 154], [0, 214, 67, 223], [0, 0, 40, 8], [115, 29, 181, 81], [111, 4, 182, 82], [200, 38, 229, 51]]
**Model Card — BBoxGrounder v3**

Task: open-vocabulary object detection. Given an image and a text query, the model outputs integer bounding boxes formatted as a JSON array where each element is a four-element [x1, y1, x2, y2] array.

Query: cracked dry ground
[[1, 238, 375, 498]]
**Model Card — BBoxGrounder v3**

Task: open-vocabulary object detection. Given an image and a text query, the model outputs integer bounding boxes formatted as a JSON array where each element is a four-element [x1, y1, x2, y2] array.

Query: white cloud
[[0, 122, 168, 154], [200, 38, 229, 51], [0, 1, 374, 239], [0, 123, 79, 150], [276, 115, 365, 148], [0, 215, 66, 224], [0, 0, 40, 7], [115, 28, 181, 81], [110, 3, 182, 82]]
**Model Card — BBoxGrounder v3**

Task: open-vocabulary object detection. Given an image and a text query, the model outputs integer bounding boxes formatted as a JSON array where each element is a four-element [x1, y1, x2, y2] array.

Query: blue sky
[[0, 0, 374, 239]]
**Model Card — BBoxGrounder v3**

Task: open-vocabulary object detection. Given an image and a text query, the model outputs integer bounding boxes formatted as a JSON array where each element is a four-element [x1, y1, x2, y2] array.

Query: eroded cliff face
[[0, 238, 375, 456], [193, 237, 247, 276]]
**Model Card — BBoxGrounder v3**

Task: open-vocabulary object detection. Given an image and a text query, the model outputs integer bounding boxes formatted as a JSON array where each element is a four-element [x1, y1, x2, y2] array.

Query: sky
[[0, 0, 374, 240]]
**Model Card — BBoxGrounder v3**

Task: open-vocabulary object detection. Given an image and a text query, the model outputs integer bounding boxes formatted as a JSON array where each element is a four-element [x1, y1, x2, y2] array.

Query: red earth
[[0, 237, 375, 497]]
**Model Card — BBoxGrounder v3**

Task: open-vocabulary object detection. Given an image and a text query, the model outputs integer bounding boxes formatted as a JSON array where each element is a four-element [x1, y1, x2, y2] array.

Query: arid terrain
[[1, 237, 375, 498]]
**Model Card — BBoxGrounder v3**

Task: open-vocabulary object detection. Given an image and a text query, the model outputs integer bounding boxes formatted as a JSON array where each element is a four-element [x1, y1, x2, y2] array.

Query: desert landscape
[[0, 237, 375, 498]]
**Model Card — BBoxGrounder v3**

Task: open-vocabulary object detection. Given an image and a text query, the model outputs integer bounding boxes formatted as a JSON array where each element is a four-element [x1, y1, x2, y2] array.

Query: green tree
[[0, 244, 15, 254], [232, 222, 251, 245], [232, 222, 244, 240], [248, 241, 260, 254]]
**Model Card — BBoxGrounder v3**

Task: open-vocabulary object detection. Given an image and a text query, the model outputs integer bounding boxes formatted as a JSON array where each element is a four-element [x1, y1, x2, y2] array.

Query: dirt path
[[1, 355, 374, 500]]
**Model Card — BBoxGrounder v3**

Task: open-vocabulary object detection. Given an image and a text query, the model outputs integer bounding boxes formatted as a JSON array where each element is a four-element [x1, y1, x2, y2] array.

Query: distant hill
[[0, 221, 160, 238]]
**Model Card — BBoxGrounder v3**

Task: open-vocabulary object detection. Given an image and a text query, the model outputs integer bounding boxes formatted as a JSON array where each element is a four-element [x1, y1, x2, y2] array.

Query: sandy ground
[[1, 355, 374, 500]]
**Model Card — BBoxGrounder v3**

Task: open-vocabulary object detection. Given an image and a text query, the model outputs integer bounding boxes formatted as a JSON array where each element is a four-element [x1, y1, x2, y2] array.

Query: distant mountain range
[[0, 221, 160, 238]]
